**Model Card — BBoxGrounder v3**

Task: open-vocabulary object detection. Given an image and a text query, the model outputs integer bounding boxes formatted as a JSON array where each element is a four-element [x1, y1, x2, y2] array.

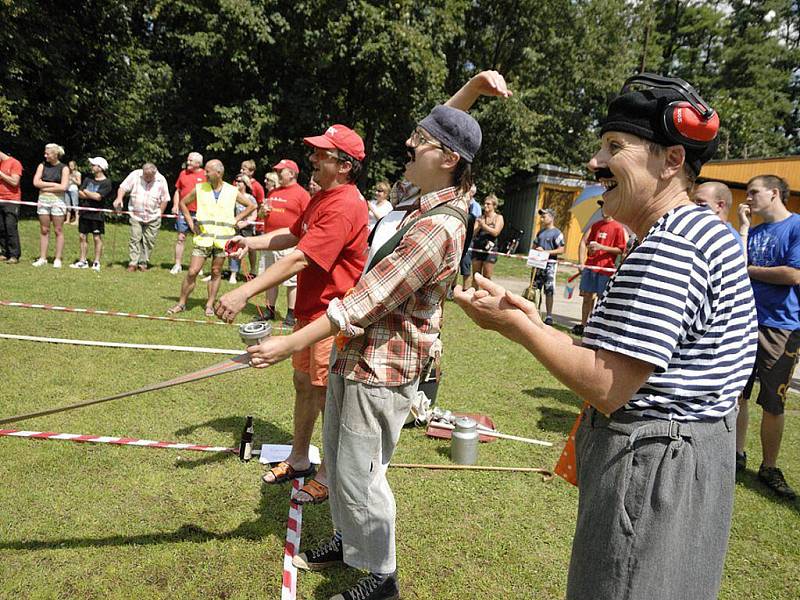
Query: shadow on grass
[[537, 406, 578, 435], [159, 295, 263, 319], [0, 480, 319, 552], [173, 415, 292, 469], [736, 470, 800, 515], [522, 387, 583, 409]]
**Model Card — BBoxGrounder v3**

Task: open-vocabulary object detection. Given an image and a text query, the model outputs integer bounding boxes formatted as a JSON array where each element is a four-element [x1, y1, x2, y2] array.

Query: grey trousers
[[128, 218, 161, 266], [567, 407, 736, 600], [324, 372, 418, 574]]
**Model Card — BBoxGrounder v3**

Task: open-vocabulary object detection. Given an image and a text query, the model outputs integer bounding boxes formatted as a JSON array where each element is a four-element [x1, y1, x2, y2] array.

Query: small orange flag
[[553, 402, 588, 486]]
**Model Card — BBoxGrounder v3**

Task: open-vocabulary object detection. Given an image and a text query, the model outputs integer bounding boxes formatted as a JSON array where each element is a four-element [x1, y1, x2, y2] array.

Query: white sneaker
[[169, 264, 182, 275], [53, 259, 62, 269], [228, 273, 237, 284], [70, 260, 89, 269], [91, 262, 101, 272], [32, 257, 47, 267], [201, 274, 212, 282]]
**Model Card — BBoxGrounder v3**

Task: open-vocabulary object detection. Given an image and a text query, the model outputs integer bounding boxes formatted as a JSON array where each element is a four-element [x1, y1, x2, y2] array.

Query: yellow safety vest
[[193, 182, 237, 249]]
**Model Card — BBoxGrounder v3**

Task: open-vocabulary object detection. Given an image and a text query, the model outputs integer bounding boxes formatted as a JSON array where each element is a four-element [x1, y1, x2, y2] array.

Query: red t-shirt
[[290, 183, 368, 321], [249, 179, 265, 207], [263, 183, 311, 233], [0, 156, 23, 201], [585, 218, 626, 272], [174, 168, 207, 212]]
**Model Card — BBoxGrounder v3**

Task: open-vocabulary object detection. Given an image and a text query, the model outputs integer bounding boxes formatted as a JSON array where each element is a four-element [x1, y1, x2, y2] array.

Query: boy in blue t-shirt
[[532, 208, 565, 325], [738, 174, 800, 500]]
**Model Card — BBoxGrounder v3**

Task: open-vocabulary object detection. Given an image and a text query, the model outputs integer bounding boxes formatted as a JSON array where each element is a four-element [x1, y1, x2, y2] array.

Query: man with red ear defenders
[[454, 74, 756, 600]]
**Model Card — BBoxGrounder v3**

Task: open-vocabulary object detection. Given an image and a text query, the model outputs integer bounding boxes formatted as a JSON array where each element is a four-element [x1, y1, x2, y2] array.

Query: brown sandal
[[294, 479, 329, 505], [261, 461, 316, 485]]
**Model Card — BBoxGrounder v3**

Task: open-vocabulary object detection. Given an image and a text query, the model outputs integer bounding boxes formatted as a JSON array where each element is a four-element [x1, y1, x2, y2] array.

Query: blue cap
[[418, 105, 482, 163]]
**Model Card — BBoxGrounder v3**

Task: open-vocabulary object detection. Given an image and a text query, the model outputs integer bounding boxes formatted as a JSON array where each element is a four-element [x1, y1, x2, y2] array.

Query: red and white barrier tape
[[282, 477, 305, 600], [2, 199, 179, 221], [0, 300, 229, 326], [471, 247, 617, 273], [0, 332, 241, 355], [0, 300, 291, 333], [1, 199, 262, 227], [0, 428, 236, 453]]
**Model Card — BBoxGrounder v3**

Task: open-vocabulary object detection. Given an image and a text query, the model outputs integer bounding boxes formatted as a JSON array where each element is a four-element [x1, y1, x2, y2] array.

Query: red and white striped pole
[[281, 477, 304, 600]]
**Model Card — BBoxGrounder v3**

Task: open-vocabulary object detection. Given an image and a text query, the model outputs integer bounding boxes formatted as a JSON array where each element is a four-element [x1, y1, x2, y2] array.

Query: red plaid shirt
[[330, 186, 467, 385]]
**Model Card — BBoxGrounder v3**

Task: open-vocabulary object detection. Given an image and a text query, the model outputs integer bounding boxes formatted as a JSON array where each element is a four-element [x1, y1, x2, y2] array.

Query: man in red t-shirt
[[573, 199, 627, 336], [216, 125, 367, 499], [0, 148, 24, 263], [170, 151, 207, 274], [259, 158, 311, 326]]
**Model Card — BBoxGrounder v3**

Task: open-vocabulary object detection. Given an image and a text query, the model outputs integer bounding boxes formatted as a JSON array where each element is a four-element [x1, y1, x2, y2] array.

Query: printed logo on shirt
[[750, 232, 778, 267], [596, 232, 608, 241]]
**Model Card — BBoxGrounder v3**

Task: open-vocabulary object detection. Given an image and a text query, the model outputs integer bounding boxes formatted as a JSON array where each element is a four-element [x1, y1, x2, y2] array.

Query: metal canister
[[239, 321, 272, 346], [451, 416, 479, 465]]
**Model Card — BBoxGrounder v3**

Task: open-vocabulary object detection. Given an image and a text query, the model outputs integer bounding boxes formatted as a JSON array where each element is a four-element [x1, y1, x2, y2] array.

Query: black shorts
[[79, 219, 105, 236], [743, 326, 800, 415]]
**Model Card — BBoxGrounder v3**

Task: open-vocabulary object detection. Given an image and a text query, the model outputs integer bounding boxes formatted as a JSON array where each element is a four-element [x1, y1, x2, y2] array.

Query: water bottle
[[451, 416, 479, 465], [239, 415, 254, 462]]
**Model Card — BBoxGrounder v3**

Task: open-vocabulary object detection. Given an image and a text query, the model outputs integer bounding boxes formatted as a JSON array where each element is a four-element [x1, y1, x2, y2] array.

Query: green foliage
[[1, 0, 797, 197]]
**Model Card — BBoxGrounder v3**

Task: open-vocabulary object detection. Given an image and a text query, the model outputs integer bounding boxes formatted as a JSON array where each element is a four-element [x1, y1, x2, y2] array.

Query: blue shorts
[[175, 212, 196, 234], [579, 269, 611, 295], [459, 249, 472, 276]]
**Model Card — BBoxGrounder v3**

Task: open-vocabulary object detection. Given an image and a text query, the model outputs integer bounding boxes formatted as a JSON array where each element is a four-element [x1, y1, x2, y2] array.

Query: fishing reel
[[239, 320, 272, 346]]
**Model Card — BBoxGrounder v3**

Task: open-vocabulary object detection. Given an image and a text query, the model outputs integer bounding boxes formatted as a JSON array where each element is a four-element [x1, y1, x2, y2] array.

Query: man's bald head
[[692, 181, 732, 220]]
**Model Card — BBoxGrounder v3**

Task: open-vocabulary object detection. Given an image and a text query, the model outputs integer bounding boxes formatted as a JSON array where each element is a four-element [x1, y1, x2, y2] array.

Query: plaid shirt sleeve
[[340, 214, 460, 327]]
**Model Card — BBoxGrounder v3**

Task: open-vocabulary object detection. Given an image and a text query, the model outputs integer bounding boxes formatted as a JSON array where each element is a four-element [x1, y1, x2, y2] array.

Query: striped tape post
[[282, 477, 304, 600], [0, 429, 236, 453]]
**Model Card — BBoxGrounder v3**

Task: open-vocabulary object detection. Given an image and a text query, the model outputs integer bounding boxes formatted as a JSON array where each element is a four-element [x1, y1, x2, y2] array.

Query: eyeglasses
[[408, 128, 447, 151]]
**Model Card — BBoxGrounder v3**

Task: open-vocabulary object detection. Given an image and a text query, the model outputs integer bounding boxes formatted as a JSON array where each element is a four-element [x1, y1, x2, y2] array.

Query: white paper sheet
[[256, 444, 321, 465]]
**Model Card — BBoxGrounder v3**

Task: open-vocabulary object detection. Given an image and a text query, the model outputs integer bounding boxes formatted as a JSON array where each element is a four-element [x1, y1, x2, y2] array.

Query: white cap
[[88, 156, 109, 171]]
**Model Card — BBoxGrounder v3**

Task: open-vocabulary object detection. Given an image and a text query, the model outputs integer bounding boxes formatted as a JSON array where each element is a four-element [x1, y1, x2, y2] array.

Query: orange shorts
[[291, 319, 334, 387]]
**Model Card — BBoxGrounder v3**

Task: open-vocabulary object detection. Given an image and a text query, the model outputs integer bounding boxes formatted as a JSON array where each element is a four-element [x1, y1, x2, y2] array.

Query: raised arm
[[445, 70, 512, 112]]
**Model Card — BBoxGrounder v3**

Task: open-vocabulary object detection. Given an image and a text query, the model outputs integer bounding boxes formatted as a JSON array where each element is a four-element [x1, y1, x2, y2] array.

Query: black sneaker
[[735, 451, 747, 473], [292, 534, 343, 571], [544, 315, 554, 326], [758, 464, 797, 500], [283, 312, 296, 328], [571, 324, 584, 336], [330, 572, 400, 600]]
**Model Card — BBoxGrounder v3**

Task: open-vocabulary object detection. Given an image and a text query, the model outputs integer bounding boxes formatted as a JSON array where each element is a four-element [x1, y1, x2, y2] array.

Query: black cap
[[418, 105, 482, 163], [600, 88, 718, 175]]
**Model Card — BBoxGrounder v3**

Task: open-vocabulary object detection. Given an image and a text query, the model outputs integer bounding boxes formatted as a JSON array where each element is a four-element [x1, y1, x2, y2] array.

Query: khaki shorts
[[743, 326, 800, 415], [37, 193, 67, 217], [291, 319, 334, 387], [191, 244, 226, 259], [263, 246, 298, 287]]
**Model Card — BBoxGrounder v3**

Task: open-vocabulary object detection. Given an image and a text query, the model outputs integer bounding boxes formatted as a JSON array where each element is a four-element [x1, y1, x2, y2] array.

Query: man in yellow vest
[[168, 159, 256, 316]]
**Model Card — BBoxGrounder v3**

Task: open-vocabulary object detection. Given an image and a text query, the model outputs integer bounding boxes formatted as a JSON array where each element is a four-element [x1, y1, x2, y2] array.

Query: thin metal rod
[[390, 463, 553, 477]]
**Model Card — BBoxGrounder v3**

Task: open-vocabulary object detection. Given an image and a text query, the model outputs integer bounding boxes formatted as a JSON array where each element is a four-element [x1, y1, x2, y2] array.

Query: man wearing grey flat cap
[[247, 70, 511, 600], [455, 74, 756, 600]]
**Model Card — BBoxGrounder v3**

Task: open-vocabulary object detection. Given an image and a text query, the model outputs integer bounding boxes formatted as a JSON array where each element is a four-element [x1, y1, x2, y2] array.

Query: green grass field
[[1, 219, 798, 599]]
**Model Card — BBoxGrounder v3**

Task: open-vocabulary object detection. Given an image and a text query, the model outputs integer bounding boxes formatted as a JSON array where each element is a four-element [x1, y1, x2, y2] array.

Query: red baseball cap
[[303, 124, 366, 161], [272, 159, 299, 174]]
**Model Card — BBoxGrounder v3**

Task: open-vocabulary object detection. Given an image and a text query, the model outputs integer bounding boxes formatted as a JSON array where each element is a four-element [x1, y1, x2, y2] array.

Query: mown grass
[[0, 219, 798, 599]]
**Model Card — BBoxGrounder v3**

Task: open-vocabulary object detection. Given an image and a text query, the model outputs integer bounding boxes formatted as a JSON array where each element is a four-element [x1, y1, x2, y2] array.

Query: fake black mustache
[[594, 167, 614, 181]]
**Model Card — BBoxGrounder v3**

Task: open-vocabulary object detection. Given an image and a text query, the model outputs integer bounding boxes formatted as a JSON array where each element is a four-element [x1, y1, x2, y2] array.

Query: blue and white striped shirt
[[583, 204, 757, 421]]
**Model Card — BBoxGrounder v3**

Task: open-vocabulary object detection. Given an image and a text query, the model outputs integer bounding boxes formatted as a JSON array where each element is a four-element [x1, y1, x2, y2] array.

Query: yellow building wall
[[531, 183, 584, 263]]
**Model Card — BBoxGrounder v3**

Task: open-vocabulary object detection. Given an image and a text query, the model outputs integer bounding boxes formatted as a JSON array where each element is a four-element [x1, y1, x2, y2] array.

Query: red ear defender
[[663, 101, 720, 147]]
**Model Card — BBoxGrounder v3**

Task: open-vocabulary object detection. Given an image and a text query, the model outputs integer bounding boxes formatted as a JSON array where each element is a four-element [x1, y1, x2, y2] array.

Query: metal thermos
[[451, 416, 479, 465], [239, 321, 272, 346], [239, 415, 254, 462]]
